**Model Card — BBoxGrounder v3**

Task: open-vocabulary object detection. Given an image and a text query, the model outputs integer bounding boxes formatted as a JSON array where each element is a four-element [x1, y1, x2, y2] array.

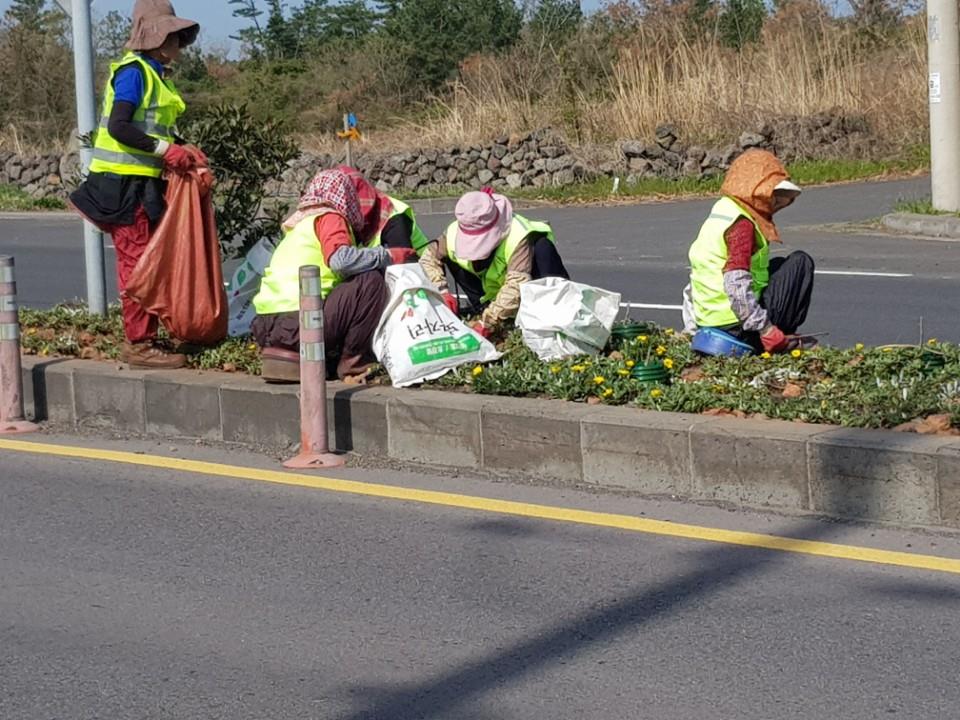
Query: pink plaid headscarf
[[282, 168, 365, 234]]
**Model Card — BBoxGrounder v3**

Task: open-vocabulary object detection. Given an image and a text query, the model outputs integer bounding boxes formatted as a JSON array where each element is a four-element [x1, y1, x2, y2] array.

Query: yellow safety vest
[[364, 197, 431, 254], [445, 213, 555, 303], [688, 196, 770, 328], [89, 52, 185, 178], [254, 212, 348, 314]]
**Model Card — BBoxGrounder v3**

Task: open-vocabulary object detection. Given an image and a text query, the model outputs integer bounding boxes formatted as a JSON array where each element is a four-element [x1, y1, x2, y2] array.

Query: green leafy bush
[[182, 104, 299, 258]]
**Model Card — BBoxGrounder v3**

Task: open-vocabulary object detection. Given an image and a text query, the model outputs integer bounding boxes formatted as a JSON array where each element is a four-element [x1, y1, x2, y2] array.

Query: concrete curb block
[[20, 357, 960, 530], [881, 212, 960, 240]]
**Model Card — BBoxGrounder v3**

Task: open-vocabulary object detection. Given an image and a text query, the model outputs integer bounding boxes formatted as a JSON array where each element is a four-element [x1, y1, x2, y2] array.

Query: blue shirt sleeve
[[112, 65, 145, 106]]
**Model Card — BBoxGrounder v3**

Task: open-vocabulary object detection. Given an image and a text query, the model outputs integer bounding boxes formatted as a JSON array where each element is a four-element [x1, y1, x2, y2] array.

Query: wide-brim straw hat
[[126, 0, 200, 52]]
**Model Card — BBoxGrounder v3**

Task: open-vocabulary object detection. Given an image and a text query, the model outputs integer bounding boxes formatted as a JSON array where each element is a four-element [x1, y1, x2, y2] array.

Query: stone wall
[[1, 111, 877, 201], [0, 151, 71, 199], [613, 112, 876, 185], [265, 128, 588, 198]]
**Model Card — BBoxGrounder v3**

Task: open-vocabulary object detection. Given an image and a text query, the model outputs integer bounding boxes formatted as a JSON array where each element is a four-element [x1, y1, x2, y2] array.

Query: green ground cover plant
[[0, 184, 65, 211], [19, 306, 960, 431]]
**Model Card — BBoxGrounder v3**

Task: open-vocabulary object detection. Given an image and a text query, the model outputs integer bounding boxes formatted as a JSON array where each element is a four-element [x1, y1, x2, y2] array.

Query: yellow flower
[[928, 338, 939, 346], [760, 351, 771, 359], [791, 349, 802, 358], [650, 388, 663, 399], [472, 365, 484, 376], [625, 360, 636, 368], [636, 335, 648, 344], [571, 364, 585, 373], [854, 343, 864, 352], [655, 345, 667, 356], [883, 347, 893, 353], [618, 369, 630, 376], [550, 365, 561, 374], [663, 358, 674, 370], [665, 328, 675, 336], [602, 388, 614, 398], [593, 376, 606, 385], [248, 343, 258, 351]]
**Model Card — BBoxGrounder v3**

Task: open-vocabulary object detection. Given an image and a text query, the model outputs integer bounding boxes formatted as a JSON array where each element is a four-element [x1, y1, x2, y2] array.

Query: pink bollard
[[283, 265, 345, 470], [0, 256, 39, 435]]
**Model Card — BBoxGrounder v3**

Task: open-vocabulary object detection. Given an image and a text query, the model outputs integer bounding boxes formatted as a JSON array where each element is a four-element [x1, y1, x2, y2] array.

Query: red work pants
[[111, 206, 158, 343]]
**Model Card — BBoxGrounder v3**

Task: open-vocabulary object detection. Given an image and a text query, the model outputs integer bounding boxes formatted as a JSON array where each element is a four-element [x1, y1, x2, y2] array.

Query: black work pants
[[725, 251, 815, 350], [448, 234, 570, 315]]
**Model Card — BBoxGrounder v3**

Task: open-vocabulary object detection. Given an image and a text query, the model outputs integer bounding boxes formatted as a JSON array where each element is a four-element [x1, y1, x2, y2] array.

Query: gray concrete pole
[[69, 0, 108, 315], [928, 0, 960, 212]]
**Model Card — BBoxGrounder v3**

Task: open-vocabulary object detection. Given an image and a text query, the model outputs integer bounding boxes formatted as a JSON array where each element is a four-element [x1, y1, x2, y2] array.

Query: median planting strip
[[18, 355, 960, 530]]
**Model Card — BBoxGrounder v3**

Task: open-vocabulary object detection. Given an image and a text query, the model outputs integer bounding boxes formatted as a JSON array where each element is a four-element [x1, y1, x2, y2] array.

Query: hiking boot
[[121, 341, 187, 370]]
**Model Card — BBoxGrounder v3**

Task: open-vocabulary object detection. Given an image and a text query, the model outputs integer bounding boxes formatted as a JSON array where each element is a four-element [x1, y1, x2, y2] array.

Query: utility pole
[[56, 0, 107, 315], [928, 0, 960, 212]]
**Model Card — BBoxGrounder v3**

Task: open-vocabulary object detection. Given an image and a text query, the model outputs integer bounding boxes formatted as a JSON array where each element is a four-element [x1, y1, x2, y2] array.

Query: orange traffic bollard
[[0, 256, 38, 435], [283, 265, 344, 469]]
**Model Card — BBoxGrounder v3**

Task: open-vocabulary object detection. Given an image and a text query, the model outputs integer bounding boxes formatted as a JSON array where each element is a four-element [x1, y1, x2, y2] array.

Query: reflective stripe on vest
[[445, 213, 556, 303], [364, 197, 431, 254], [90, 149, 163, 170], [98, 116, 174, 138], [89, 52, 185, 179], [688, 196, 770, 328], [253, 212, 346, 315]]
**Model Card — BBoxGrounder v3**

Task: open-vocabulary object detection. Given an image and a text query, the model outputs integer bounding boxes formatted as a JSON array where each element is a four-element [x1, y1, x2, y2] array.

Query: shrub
[[182, 104, 299, 258]]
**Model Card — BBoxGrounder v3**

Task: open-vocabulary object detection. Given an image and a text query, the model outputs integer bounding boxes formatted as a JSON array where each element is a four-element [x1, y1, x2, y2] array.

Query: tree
[[292, 0, 380, 48], [95, 10, 131, 61], [528, 0, 583, 41], [380, 0, 523, 88], [0, 0, 74, 146], [5, 0, 49, 30], [719, 0, 766, 49]]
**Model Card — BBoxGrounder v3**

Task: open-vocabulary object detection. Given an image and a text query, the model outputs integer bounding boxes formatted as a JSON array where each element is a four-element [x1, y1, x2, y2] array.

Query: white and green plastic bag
[[374, 264, 501, 387]]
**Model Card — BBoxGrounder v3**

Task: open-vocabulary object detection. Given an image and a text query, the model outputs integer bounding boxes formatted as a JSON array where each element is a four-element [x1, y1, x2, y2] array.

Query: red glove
[[440, 292, 460, 316], [388, 247, 418, 265], [471, 322, 492, 340], [760, 325, 789, 353], [163, 144, 197, 173]]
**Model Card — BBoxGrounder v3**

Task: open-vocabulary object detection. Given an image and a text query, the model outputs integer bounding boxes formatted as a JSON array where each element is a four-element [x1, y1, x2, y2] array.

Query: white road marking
[[620, 303, 683, 310], [815, 270, 913, 278]]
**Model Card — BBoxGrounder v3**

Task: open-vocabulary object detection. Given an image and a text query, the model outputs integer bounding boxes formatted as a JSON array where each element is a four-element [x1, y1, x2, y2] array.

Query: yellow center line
[[3, 437, 960, 576]]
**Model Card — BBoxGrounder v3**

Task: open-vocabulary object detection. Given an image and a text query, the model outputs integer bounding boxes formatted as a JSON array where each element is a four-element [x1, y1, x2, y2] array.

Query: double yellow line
[[2, 437, 959, 576]]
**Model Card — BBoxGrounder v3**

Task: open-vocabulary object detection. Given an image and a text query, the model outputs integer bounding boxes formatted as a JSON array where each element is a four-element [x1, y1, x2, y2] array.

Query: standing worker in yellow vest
[[252, 168, 411, 383], [338, 165, 430, 263], [70, 0, 202, 370], [682, 149, 815, 354], [419, 190, 569, 339]]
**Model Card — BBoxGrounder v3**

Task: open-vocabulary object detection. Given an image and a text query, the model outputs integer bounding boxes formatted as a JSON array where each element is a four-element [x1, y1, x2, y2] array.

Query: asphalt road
[[1, 176, 954, 346], [2, 435, 960, 719]]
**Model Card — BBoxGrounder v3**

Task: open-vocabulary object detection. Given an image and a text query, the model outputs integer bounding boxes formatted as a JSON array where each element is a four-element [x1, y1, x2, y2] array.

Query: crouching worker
[[419, 190, 570, 338], [69, 0, 202, 369], [683, 149, 815, 354], [340, 165, 430, 262], [252, 168, 409, 382]]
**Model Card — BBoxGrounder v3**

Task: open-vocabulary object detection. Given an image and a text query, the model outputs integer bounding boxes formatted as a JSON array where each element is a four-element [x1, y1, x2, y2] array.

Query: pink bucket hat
[[453, 190, 513, 261]]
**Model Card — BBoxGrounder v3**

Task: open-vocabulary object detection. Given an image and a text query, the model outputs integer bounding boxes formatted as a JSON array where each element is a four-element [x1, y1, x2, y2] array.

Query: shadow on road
[[337, 517, 845, 720]]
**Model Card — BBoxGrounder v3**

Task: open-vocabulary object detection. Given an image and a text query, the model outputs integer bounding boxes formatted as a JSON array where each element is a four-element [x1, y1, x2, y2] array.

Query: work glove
[[163, 143, 197, 173], [387, 247, 418, 265], [471, 321, 492, 340], [440, 292, 460, 317], [760, 324, 789, 353]]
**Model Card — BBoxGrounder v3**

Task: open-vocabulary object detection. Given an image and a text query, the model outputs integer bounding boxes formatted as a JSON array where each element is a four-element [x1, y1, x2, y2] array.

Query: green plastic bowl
[[632, 362, 669, 385]]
